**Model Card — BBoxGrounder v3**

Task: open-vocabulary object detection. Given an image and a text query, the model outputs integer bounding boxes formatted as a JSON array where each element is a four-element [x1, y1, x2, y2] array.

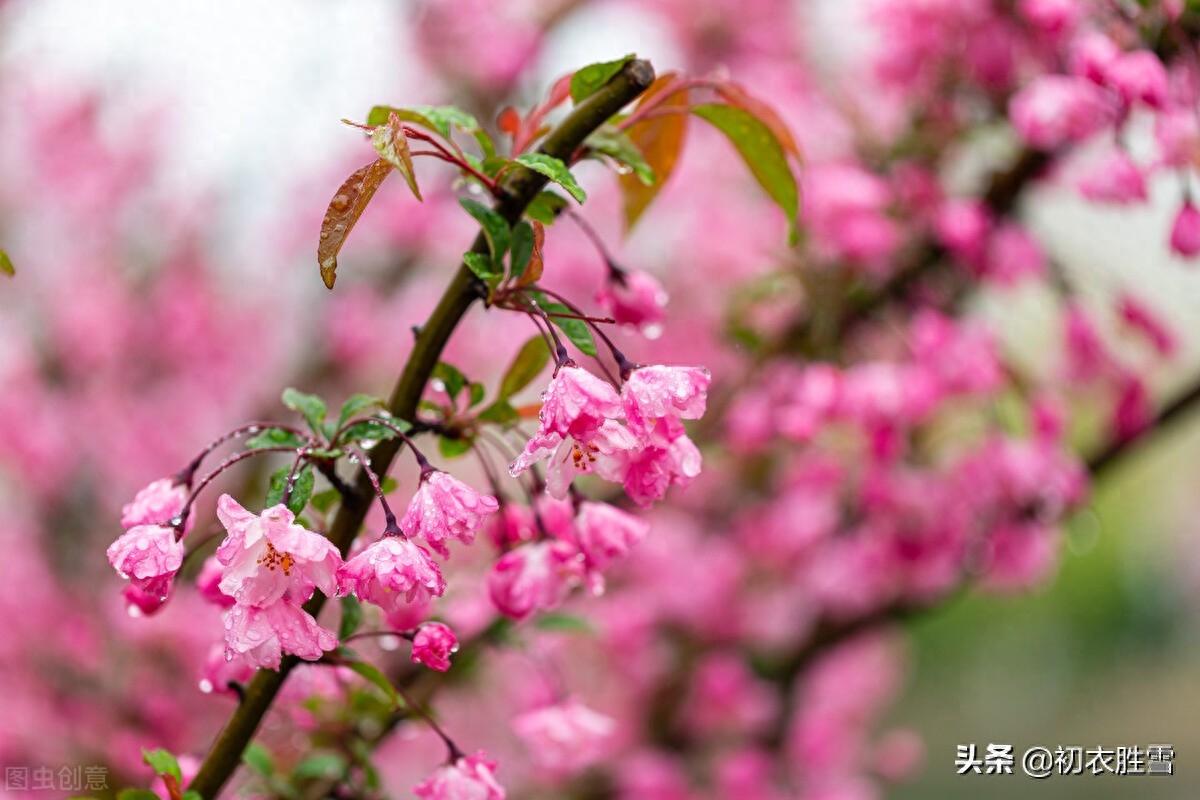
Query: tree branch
[[187, 59, 655, 800]]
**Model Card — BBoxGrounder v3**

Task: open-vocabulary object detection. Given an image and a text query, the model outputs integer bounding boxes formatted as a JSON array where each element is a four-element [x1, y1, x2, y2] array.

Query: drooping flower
[[595, 269, 668, 335], [1169, 201, 1200, 258], [621, 430, 703, 508], [413, 751, 505, 800], [121, 584, 170, 617], [107, 524, 186, 599], [215, 494, 342, 607], [487, 540, 584, 619], [339, 534, 445, 614], [121, 477, 190, 530], [400, 470, 499, 558], [512, 698, 617, 774], [1009, 75, 1115, 148], [533, 363, 624, 440], [621, 365, 711, 438], [530, 419, 643, 499], [573, 501, 649, 574], [196, 555, 235, 608], [411, 622, 458, 672], [223, 600, 339, 669]]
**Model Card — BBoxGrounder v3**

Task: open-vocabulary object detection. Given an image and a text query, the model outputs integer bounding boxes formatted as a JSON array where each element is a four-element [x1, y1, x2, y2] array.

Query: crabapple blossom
[[107, 524, 185, 599], [223, 600, 339, 670], [1009, 75, 1115, 148], [1077, 151, 1147, 204], [1104, 50, 1168, 108], [121, 584, 170, 617], [572, 501, 650, 573], [120, 477, 190, 529], [511, 698, 616, 774], [400, 470, 499, 557], [595, 269, 668, 334], [215, 495, 342, 607], [411, 622, 458, 672], [413, 751, 505, 800], [533, 362, 624, 439], [1170, 201, 1200, 257], [620, 430, 702, 507], [621, 365, 710, 437], [338, 534, 446, 614], [514, 418, 641, 499], [487, 540, 584, 619]]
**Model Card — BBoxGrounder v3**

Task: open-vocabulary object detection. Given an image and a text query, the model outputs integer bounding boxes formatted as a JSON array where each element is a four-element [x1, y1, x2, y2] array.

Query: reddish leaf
[[715, 82, 802, 160], [498, 107, 521, 138], [372, 111, 422, 200], [517, 221, 546, 287], [317, 159, 393, 289], [620, 73, 689, 232], [547, 73, 574, 108]]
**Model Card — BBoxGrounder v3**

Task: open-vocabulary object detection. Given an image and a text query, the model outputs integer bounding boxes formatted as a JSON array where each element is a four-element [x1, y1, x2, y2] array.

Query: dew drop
[[449, 644, 460, 654], [430, 378, 446, 393], [643, 323, 664, 340], [127, 605, 142, 618], [225, 652, 234, 662], [379, 634, 400, 651], [246, 426, 261, 434], [199, 679, 214, 694]]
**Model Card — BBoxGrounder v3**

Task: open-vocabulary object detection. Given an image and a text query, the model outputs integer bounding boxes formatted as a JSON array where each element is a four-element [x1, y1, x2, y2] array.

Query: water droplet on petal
[[199, 679, 214, 693], [127, 605, 142, 618], [643, 324, 664, 340]]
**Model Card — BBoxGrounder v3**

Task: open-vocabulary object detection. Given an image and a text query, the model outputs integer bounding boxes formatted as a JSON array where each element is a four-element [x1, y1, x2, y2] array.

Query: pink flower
[[621, 431, 703, 508], [413, 751, 505, 800], [535, 363, 624, 439], [121, 584, 170, 617], [595, 269, 668, 335], [934, 200, 990, 262], [573, 501, 649, 573], [1170, 201, 1200, 257], [1018, 0, 1080, 35], [196, 555, 235, 608], [1069, 31, 1120, 82], [1009, 75, 1115, 148], [1077, 151, 1147, 204], [512, 698, 616, 774], [487, 540, 584, 619], [985, 223, 1046, 283], [1117, 294, 1176, 356], [223, 600, 339, 669], [513, 419, 641, 499], [215, 495, 342, 607], [1104, 50, 1168, 108], [400, 470, 499, 558], [107, 524, 185, 599], [339, 535, 445, 614], [622, 365, 711, 438], [1155, 109, 1199, 168], [411, 622, 458, 672], [121, 477, 189, 529]]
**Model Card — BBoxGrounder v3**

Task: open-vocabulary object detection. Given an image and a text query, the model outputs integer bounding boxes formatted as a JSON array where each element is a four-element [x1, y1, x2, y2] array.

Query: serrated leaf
[[459, 198, 510, 266], [282, 388, 328, 435], [266, 464, 314, 515], [620, 74, 688, 231], [293, 753, 348, 781], [586, 127, 655, 185], [142, 749, 182, 783], [463, 251, 496, 280], [468, 382, 486, 407], [535, 612, 595, 634], [242, 743, 274, 777], [337, 393, 385, 429], [692, 103, 800, 244], [366, 105, 438, 131], [438, 435, 472, 459], [432, 362, 466, 399], [339, 595, 363, 640], [346, 658, 399, 706], [0, 249, 13, 277], [410, 105, 483, 138], [525, 191, 568, 225], [570, 54, 635, 103], [371, 112, 421, 201], [318, 158, 393, 289], [478, 399, 519, 427], [515, 154, 587, 203], [245, 427, 307, 450], [499, 336, 551, 399]]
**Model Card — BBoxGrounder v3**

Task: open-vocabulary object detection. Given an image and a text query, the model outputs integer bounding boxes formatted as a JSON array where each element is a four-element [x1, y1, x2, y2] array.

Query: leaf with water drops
[[318, 159, 393, 289], [620, 73, 689, 231], [371, 112, 421, 201]]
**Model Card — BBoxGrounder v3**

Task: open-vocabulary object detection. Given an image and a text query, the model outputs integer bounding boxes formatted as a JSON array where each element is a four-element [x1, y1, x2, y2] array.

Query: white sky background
[[4, 0, 1200, 393]]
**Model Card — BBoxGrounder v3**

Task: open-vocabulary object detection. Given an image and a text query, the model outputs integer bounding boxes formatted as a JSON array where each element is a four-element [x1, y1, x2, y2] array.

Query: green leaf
[[478, 399, 519, 427], [366, 105, 437, 130], [509, 221, 535, 280], [142, 749, 182, 783], [459, 198, 511, 266], [463, 251, 496, 280], [499, 336, 551, 399], [245, 427, 307, 450], [527, 292, 598, 357], [691, 103, 800, 244], [525, 191, 568, 225], [366, 105, 494, 156], [339, 595, 363, 640], [339, 419, 400, 446], [242, 743, 275, 777], [309, 488, 341, 513], [570, 55, 635, 103], [381, 476, 398, 495], [293, 753, 348, 781], [432, 362, 466, 399], [181, 792, 203, 800], [266, 464, 314, 515], [515, 154, 587, 203], [337, 393, 385, 430], [535, 612, 595, 634], [438, 435, 472, 459], [117, 790, 162, 800], [620, 73, 689, 231], [468, 381, 487, 407], [0, 249, 13, 277], [410, 105, 482, 138], [282, 388, 328, 435], [345, 657, 399, 706], [586, 128, 655, 185]]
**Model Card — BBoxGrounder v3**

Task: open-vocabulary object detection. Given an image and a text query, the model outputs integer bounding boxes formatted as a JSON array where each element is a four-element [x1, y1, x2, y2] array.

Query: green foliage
[[459, 198, 511, 268], [282, 388, 329, 436], [478, 399, 519, 427], [509, 221, 536, 281], [242, 743, 275, 778], [586, 128, 655, 185], [337, 394, 386, 430], [438, 435, 473, 459], [0, 249, 13, 277], [514, 154, 587, 203], [527, 291, 597, 356], [536, 612, 595, 634], [339, 595, 363, 639], [499, 336, 551, 398], [266, 464, 315, 515], [525, 191, 568, 224], [245, 427, 307, 450], [142, 749, 182, 783], [432, 361, 467, 400], [570, 55, 635, 103]]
